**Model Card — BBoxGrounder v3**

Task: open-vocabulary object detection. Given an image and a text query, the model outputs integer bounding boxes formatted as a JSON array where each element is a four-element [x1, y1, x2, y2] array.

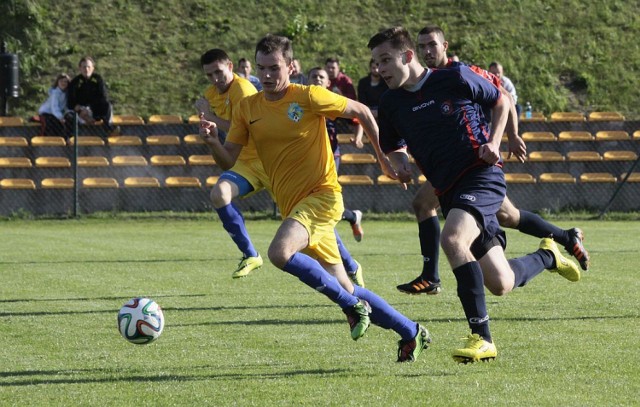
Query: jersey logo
[[287, 102, 303, 122], [249, 118, 262, 125], [459, 193, 476, 202], [412, 100, 434, 112], [440, 100, 453, 115]]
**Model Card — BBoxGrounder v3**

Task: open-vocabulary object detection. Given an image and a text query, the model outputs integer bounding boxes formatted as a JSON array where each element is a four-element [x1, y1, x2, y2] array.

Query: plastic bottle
[[525, 101, 532, 119]]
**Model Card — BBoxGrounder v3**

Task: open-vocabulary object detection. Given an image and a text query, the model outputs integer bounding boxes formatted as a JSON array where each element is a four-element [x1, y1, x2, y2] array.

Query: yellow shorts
[[289, 191, 344, 264], [226, 159, 272, 198]]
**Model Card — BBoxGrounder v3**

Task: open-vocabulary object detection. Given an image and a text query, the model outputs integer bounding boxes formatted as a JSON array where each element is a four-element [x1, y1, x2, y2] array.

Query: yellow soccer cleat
[[539, 238, 581, 282], [452, 333, 497, 364], [232, 254, 263, 279], [348, 260, 365, 288]]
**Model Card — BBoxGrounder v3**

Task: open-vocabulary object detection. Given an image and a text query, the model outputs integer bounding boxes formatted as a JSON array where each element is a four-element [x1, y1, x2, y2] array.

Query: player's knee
[[486, 283, 510, 296], [210, 183, 232, 208], [411, 196, 437, 218], [440, 232, 465, 258], [497, 207, 518, 228], [267, 242, 291, 269]]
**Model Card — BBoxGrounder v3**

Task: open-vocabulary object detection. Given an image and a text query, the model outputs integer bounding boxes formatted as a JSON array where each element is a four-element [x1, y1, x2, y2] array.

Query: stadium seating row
[[0, 111, 627, 127], [520, 130, 639, 142], [0, 135, 205, 147], [2, 171, 639, 190]]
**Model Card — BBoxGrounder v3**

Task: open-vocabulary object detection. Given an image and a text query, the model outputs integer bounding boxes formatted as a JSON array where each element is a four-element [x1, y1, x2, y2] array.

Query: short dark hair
[[238, 57, 250, 65], [417, 25, 446, 39], [367, 26, 415, 51], [255, 34, 293, 64], [325, 57, 340, 65], [78, 56, 95, 66], [200, 49, 230, 66]]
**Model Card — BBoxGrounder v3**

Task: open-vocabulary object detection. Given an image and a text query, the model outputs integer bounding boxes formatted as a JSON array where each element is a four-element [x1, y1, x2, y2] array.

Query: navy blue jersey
[[378, 65, 502, 194]]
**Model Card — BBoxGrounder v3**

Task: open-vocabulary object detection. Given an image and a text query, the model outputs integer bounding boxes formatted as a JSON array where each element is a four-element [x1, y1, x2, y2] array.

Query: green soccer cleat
[[540, 238, 581, 282], [397, 324, 431, 362], [343, 300, 371, 340], [347, 260, 365, 288], [232, 254, 263, 279], [452, 333, 497, 364]]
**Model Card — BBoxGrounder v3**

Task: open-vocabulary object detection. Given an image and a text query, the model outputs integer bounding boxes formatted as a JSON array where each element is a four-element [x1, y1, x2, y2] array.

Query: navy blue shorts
[[439, 166, 507, 258]]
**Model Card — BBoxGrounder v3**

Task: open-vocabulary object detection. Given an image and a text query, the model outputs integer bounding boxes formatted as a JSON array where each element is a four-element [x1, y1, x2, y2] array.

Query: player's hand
[[198, 112, 218, 144], [479, 142, 501, 165], [507, 135, 527, 163], [350, 137, 364, 149], [380, 156, 409, 190]]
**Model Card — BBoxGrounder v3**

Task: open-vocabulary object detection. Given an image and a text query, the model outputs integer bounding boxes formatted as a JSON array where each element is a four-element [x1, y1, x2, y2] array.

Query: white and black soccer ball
[[117, 297, 164, 344]]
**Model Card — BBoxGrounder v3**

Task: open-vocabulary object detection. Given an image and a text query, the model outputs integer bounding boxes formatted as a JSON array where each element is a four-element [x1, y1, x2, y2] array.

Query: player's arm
[[501, 87, 526, 162], [341, 99, 396, 178], [195, 99, 232, 133], [199, 115, 240, 170], [387, 149, 412, 189], [479, 94, 510, 165]]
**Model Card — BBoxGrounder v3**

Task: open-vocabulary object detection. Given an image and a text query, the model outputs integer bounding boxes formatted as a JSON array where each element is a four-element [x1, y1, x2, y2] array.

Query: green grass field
[[1, 217, 638, 406]]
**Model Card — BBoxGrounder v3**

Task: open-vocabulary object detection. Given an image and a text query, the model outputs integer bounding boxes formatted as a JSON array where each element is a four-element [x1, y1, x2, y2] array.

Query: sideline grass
[[1, 218, 638, 406]]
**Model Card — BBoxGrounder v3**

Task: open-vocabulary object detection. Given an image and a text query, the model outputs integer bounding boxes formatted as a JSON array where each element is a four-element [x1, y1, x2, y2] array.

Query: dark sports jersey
[[378, 65, 502, 194]]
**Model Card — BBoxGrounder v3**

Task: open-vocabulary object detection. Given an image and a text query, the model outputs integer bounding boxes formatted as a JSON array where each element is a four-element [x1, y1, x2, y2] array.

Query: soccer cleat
[[232, 254, 263, 279], [565, 228, 590, 271], [397, 324, 431, 362], [396, 276, 441, 295], [347, 260, 365, 288], [351, 210, 364, 242], [452, 333, 497, 364], [539, 238, 581, 282], [343, 300, 371, 340]]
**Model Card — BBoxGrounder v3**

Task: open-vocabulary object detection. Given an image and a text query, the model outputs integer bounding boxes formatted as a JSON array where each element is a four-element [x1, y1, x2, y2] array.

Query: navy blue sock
[[353, 286, 418, 340], [341, 209, 356, 225], [282, 252, 358, 308], [453, 262, 491, 342], [419, 216, 441, 283], [518, 210, 569, 246], [508, 249, 554, 288], [336, 230, 358, 273], [215, 203, 258, 258]]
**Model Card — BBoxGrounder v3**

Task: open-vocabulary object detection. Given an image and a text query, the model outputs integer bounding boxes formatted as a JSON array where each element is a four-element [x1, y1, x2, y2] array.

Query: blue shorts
[[439, 166, 507, 258]]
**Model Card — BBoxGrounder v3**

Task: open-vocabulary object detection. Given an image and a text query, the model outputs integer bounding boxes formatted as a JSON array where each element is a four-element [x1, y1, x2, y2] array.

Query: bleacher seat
[[633, 130, 640, 140], [78, 156, 109, 167], [184, 134, 205, 145], [108, 136, 143, 146], [124, 177, 160, 188], [0, 178, 36, 189], [31, 136, 66, 147], [603, 150, 638, 161], [146, 135, 181, 145], [519, 111, 546, 122], [41, 178, 74, 189], [165, 176, 201, 187], [587, 111, 625, 121], [336, 175, 374, 185], [0, 117, 24, 126], [580, 172, 617, 183], [147, 115, 183, 124], [0, 157, 32, 168], [112, 115, 145, 125], [205, 176, 220, 187], [595, 130, 630, 141], [83, 177, 119, 188], [500, 151, 522, 162], [69, 136, 105, 146], [505, 173, 536, 183], [337, 134, 369, 144], [112, 155, 148, 166], [418, 175, 427, 183], [0, 136, 28, 147], [341, 153, 377, 164], [557, 131, 593, 141], [150, 155, 186, 166], [35, 156, 71, 167], [188, 155, 215, 166], [528, 151, 564, 162], [375, 175, 407, 185], [539, 173, 576, 183], [522, 132, 556, 142], [621, 172, 640, 182], [566, 151, 602, 161], [550, 112, 586, 122], [187, 115, 200, 124]]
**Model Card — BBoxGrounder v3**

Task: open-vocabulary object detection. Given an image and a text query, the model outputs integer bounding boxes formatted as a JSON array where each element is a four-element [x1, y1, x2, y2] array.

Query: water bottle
[[525, 101, 532, 119]]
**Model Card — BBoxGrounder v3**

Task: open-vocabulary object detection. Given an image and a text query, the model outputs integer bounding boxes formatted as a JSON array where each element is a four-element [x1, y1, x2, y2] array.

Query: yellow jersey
[[227, 84, 348, 217], [204, 73, 259, 162]]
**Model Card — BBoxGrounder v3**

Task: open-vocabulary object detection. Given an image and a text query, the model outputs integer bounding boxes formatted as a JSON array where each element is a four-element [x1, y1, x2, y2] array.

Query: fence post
[[73, 112, 79, 217]]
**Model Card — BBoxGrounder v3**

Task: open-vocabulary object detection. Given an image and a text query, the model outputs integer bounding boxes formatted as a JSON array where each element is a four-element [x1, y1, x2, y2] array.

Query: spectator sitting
[[289, 58, 307, 84], [38, 73, 71, 137], [66, 56, 118, 135], [488, 61, 521, 117], [236, 57, 262, 91], [325, 57, 357, 100]]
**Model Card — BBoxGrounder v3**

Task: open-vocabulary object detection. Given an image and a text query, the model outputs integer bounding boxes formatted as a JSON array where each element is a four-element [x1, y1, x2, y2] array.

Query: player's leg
[[335, 230, 365, 287], [211, 170, 262, 278], [397, 181, 442, 295], [341, 208, 364, 242], [498, 196, 590, 270]]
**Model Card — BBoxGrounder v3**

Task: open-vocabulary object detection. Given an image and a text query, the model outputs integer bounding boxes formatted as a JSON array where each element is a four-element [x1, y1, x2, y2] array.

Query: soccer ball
[[117, 297, 164, 344]]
